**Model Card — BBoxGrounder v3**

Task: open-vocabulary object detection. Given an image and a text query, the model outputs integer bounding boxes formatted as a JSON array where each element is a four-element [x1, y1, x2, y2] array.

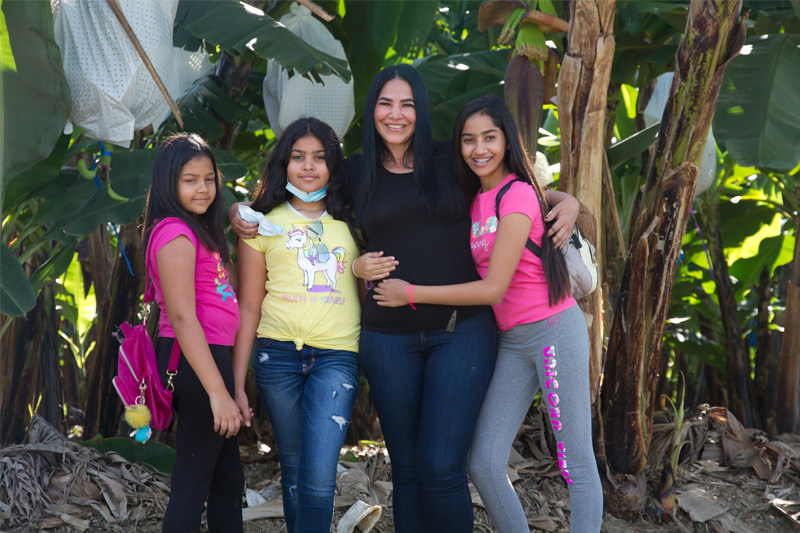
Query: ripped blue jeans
[[254, 338, 359, 533]]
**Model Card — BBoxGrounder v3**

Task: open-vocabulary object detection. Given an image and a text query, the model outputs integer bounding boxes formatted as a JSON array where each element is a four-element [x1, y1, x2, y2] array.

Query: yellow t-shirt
[[243, 202, 360, 352]]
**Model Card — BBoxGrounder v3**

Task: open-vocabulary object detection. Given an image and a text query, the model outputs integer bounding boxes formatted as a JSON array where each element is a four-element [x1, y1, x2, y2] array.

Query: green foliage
[[1, 0, 71, 186], [176, 0, 350, 82], [0, 243, 36, 317], [612, 1, 685, 85], [714, 33, 800, 171], [31, 148, 156, 237], [3, 135, 71, 212], [81, 436, 176, 475], [606, 122, 660, 170], [30, 244, 75, 293], [57, 252, 96, 344]]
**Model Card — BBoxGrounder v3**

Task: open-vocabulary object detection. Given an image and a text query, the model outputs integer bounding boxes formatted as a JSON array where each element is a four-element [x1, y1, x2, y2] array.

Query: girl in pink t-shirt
[[373, 96, 602, 532], [142, 133, 247, 533]]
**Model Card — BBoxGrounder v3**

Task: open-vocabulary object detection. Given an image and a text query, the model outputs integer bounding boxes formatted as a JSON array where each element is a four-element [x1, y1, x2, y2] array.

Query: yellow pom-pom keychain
[[125, 404, 153, 443], [125, 403, 151, 428]]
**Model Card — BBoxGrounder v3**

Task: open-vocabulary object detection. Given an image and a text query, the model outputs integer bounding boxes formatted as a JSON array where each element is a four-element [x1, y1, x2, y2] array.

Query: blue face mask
[[286, 182, 328, 202]]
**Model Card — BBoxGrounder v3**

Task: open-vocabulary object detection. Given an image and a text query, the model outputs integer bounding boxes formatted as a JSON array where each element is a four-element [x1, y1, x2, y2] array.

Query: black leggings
[[157, 338, 244, 533]]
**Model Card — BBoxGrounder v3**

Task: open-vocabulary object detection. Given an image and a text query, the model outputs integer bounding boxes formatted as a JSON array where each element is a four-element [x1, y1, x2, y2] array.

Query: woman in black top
[[345, 65, 498, 532]]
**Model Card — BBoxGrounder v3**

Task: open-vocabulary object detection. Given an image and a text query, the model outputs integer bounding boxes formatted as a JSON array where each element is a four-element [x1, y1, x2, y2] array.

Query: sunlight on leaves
[[729, 213, 783, 261], [59, 252, 96, 342]]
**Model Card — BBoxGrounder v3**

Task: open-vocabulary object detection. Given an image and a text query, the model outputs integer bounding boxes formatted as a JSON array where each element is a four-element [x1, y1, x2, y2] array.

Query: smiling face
[[460, 112, 510, 189], [286, 134, 330, 194], [178, 155, 217, 216], [373, 78, 417, 152]]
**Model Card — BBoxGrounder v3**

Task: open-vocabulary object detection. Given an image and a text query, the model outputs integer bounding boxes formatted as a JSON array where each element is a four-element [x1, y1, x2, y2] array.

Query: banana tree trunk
[[556, 0, 616, 406], [696, 195, 754, 427], [0, 285, 57, 444], [599, 0, 746, 515], [754, 266, 776, 432], [777, 206, 800, 434], [82, 222, 144, 438]]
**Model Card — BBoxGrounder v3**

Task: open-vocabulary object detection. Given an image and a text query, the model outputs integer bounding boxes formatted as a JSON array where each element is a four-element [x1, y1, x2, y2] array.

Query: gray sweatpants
[[468, 304, 602, 533]]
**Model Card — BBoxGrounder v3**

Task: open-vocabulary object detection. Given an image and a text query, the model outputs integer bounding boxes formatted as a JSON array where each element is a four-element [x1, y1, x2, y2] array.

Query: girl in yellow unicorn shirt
[[232, 118, 360, 533]]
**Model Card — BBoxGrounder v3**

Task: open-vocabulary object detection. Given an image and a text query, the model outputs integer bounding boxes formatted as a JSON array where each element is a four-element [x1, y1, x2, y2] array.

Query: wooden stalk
[[754, 266, 775, 431], [294, 0, 334, 22], [0, 287, 50, 444], [556, 0, 616, 405], [777, 205, 800, 434], [600, 0, 746, 515], [603, 150, 627, 262], [105, 0, 184, 129], [696, 195, 753, 426]]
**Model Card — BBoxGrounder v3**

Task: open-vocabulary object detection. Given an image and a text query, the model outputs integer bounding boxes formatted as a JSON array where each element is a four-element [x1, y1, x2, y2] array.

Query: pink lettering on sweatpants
[[557, 442, 574, 484], [544, 345, 561, 433], [544, 345, 573, 484]]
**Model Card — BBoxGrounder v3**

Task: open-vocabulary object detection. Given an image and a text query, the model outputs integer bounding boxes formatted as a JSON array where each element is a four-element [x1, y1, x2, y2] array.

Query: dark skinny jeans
[[359, 309, 497, 532]]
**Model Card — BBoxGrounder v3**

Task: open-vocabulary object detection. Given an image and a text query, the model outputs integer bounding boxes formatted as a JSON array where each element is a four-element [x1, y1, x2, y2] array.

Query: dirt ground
[[1, 407, 798, 532]]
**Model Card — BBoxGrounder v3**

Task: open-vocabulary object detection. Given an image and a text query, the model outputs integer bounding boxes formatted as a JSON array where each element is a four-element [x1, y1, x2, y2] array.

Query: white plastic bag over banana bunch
[[170, 47, 213, 100], [644, 72, 717, 196], [53, 0, 179, 146], [263, 3, 354, 140]]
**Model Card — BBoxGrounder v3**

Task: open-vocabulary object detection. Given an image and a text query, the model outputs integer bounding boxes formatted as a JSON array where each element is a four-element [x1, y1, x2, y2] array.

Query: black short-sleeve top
[[344, 140, 489, 334]]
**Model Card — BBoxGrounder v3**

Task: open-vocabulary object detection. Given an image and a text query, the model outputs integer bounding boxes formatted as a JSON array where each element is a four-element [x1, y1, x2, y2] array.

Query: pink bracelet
[[408, 284, 417, 310]]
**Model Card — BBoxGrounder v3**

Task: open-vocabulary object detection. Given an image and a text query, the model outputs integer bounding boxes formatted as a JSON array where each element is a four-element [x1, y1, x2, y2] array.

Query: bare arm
[[373, 213, 532, 307], [229, 201, 258, 239], [158, 237, 241, 438], [232, 240, 267, 428], [544, 189, 580, 249]]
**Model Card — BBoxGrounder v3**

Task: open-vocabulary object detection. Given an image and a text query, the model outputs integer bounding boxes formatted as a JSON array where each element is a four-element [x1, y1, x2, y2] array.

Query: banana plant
[[653, 374, 689, 522], [601, 0, 746, 514], [478, 0, 568, 157]]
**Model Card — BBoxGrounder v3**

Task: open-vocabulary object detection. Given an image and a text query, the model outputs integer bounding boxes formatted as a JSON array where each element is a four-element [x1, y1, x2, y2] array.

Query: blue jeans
[[254, 339, 359, 533], [359, 309, 497, 533]]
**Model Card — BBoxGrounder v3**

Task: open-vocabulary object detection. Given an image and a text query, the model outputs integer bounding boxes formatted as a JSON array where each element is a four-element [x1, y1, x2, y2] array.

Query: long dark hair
[[251, 117, 358, 244], [453, 95, 570, 305], [355, 64, 437, 229], [143, 133, 229, 262]]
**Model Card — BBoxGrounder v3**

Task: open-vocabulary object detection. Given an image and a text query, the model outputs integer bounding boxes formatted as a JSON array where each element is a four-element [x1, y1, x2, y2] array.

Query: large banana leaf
[[160, 75, 249, 142], [3, 135, 70, 212], [29, 243, 76, 294], [714, 33, 800, 171], [0, 243, 36, 317], [606, 122, 661, 169], [176, 0, 350, 82], [338, 0, 438, 112], [394, 0, 440, 59], [342, 0, 405, 109], [1, 0, 71, 187], [415, 49, 508, 99], [33, 149, 157, 237]]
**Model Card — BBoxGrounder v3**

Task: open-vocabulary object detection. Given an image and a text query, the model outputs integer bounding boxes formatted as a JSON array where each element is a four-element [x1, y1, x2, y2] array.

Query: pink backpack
[[112, 275, 181, 436]]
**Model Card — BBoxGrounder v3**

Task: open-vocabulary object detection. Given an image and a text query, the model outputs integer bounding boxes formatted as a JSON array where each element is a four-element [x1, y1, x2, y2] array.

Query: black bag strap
[[494, 178, 542, 258]]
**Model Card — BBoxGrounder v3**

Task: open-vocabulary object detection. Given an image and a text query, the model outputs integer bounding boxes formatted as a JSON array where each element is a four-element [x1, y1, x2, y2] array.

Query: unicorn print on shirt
[[285, 223, 347, 291]]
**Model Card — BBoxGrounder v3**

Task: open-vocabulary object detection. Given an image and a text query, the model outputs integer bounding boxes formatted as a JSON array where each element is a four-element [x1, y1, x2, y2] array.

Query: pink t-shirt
[[470, 174, 576, 331], [147, 217, 240, 346]]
